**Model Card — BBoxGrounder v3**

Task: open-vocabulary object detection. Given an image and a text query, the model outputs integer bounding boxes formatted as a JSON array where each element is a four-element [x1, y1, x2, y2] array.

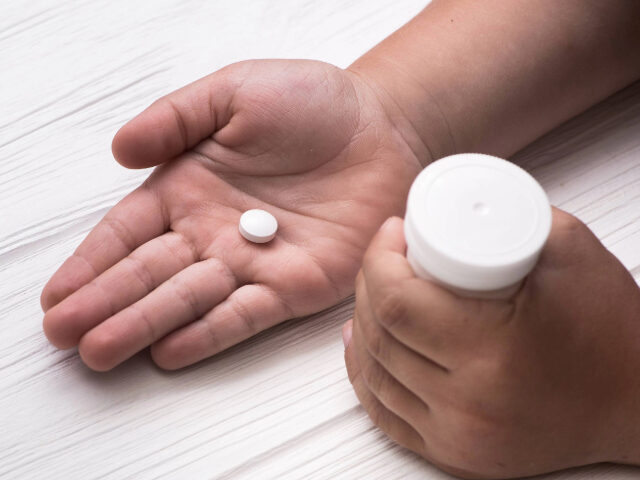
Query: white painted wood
[[1, 1, 639, 479]]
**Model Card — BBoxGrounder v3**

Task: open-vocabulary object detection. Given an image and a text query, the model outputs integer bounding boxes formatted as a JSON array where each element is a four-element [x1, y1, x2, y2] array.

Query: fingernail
[[342, 319, 353, 349]]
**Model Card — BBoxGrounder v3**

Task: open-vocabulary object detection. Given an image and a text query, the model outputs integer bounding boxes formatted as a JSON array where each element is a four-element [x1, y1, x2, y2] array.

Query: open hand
[[42, 60, 423, 371], [344, 211, 640, 478]]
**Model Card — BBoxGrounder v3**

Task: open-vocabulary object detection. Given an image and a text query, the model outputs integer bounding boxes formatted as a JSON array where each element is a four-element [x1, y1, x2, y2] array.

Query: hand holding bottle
[[344, 213, 640, 478]]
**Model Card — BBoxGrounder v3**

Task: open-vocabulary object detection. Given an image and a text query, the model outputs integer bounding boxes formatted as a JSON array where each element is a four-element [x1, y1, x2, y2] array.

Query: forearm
[[349, 0, 640, 164]]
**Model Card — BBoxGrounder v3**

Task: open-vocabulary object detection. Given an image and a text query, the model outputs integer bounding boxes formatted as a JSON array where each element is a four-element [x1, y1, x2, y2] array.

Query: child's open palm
[[42, 60, 423, 371]]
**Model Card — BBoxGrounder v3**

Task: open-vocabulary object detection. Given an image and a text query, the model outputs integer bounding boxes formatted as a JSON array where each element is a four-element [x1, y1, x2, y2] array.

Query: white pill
[[239, 209, 278, 243]]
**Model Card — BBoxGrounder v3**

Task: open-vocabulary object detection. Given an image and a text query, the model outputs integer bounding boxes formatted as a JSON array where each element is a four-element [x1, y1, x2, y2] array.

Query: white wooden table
[[2, 1, 640, 478]]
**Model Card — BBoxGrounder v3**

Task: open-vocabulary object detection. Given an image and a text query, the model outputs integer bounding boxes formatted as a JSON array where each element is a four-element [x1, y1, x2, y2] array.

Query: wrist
[[346, 57, 456, 167]]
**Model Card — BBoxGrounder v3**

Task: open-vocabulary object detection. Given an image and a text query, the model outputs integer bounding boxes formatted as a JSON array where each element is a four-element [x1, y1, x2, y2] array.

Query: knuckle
[[211, 258, 238, 290], [130, 303, 157, 341], [544, 209, 601, 269], [361, 358, 389, 396], [203, 317, 225, 355], [161, 97, 188, 148], [553, 209, 585, 233], [172, 277, 200, 319], [162, 232, 198, 266], [367, 402, 387, 429], [231, 297, 257, 335], [363, 326, 385, 360], [102, 215, 137, 252], [125, 255, 155, 293], [374, 287, 408, 329]]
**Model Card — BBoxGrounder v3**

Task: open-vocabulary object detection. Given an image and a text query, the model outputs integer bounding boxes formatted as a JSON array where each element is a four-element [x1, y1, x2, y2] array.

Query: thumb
[[111, 65, 242, 169], [361, 216, 416, 288], [370, 216, 408, 256]]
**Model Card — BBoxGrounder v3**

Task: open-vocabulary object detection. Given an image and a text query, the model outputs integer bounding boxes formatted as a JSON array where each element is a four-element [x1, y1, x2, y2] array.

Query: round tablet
[[239, 209, 278, 244]]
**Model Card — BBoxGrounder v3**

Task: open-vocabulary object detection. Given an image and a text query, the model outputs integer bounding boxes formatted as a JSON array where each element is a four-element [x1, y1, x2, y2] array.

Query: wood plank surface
[[1, 1, 639, 478]]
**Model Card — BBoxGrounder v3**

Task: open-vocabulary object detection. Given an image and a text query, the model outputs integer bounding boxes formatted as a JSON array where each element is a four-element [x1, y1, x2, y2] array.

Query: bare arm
[[349, 0, 640, 163]]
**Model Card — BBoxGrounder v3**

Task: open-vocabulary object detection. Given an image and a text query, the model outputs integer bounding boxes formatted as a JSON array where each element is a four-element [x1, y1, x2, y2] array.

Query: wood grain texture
[[1, 1, 639, 479]]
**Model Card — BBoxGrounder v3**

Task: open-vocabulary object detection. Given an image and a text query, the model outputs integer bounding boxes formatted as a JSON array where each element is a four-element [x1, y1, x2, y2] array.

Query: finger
[[362, 218, 510, 368], [150, 283, 292, 370], [41, 183, 168, 311], [352, 312, 431, 431], [112, 67, 241, 169], [344, 323, 425, 456], [363, 216, 415, 283], [43, 231, 197, 349], [355, 272, 449, 400], [78, 258, 237, 371]]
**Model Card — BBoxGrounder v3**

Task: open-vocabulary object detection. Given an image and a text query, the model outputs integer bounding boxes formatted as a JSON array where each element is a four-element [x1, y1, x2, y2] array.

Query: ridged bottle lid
[[405, 154, 551, 291]]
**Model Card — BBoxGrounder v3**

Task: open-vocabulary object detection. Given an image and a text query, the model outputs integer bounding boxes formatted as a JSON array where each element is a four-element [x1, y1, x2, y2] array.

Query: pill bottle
[[404, 153, 552, 299]]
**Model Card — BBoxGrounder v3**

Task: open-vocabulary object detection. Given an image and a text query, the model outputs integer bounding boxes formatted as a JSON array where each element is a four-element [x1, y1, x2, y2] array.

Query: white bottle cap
[[405, 154, 551, 293]]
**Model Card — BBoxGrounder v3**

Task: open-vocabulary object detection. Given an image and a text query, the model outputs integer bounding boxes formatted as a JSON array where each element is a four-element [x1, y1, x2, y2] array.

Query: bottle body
[[406, 245, 521, 299], [404, 154, 551, 299]]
